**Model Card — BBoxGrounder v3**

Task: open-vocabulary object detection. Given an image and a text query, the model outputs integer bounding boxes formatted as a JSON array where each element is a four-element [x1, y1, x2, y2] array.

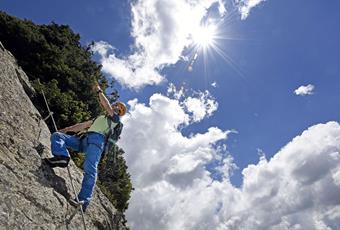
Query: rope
[[41, 90, 87, 230]]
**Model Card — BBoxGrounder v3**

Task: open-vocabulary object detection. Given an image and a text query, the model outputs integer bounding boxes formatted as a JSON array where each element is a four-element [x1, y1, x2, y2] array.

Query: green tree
[[0, 11, 106, 129], [98, 145, 133, 212]]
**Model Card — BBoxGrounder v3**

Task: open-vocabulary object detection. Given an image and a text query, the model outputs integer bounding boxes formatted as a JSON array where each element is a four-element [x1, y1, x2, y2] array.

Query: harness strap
[[106, 115, 114, 141]]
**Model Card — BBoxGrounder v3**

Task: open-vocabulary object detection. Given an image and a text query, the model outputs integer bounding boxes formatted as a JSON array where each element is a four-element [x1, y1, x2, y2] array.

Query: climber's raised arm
[[94, 83, 114, 116]]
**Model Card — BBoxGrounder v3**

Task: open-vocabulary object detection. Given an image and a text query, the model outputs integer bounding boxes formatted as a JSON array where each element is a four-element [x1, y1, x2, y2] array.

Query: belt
[[82, 132, 105, 150]]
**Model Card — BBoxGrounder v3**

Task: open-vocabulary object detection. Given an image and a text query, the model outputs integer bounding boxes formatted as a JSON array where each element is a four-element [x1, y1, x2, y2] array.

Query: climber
[[44, 83, 126, 212]]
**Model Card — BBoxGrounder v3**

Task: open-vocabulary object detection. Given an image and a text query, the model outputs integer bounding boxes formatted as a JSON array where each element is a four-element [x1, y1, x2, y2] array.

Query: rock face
[[0, 42, 124, 229]]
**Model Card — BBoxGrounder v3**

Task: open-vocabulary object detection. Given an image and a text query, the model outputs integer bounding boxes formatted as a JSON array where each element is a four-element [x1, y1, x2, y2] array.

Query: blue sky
[[2, 0, 340, 229]]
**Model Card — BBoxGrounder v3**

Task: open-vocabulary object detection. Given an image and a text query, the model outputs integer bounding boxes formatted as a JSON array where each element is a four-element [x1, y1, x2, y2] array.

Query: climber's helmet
[[112, 101, 127, 116]]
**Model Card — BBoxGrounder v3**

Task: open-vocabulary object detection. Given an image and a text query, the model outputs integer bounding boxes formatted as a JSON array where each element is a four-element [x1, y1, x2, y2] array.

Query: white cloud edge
[[294, 84, 315, 96], [237, 0, 267, 19], [166, 83, 219, 123]]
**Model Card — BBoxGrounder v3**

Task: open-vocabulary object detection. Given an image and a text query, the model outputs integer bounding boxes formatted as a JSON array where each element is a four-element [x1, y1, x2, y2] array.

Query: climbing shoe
[[45, 156, 70, 168]]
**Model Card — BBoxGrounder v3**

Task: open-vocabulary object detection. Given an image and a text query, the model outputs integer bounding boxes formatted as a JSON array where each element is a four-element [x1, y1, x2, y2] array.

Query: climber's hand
[[93, 82, 102, 93]]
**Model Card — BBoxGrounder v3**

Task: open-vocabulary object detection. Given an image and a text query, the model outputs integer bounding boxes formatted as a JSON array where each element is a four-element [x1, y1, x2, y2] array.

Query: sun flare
[[192, 24, 217, 48], [187, 20, 243, 77]]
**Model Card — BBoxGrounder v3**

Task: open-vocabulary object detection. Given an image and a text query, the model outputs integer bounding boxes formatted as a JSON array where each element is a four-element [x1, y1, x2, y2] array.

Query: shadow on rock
[[35, 159, 72, 201], [93, 220, 110, 230]]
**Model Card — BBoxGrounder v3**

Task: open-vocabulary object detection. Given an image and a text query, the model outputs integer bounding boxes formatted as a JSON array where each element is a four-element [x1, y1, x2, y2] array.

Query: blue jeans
[[51, 131, 105, 207]]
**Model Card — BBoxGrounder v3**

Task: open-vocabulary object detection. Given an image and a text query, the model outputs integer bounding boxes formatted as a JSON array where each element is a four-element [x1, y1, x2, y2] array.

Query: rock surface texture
[[0, 42, 124, 230]]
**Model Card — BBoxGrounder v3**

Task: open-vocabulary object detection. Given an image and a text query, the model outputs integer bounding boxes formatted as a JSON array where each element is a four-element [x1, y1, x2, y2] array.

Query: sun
[[187, 19, 245, 77], [191, 24, 217, 49]]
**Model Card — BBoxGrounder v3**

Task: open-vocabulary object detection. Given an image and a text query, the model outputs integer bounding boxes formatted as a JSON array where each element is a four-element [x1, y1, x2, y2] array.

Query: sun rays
[[186, 14, 246, 80], [191, 23, 218, 49]]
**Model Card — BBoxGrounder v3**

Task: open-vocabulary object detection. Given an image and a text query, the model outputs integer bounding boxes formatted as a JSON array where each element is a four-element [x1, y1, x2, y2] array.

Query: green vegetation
[[0, 11, 132, 214], [98, 145, 133, 212], [0, 11, 104, 129]]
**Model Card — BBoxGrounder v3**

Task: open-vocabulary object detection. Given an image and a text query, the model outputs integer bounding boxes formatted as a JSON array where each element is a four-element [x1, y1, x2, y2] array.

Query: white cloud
[[184, 90, 218, 122], [91, 41, 113, 57], [211, 81, 218, 88], [93, 0, 226, 89], [225, 122, 340, 229], [236, 0, 267, 19], [119, 93, 231, 229], [167, 84, 219, 122], [166, 84, 218, 123], [119, 96, 340, 230], [294, 84, 315, 96], [166, 83, 185, 100]]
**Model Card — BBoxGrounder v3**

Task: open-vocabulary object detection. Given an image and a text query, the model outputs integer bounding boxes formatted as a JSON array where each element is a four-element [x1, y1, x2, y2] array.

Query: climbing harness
[[41, 90, 87, 230]]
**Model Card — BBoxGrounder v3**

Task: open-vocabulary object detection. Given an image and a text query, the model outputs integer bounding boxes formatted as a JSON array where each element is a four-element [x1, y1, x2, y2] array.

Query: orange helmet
[[113, 101, 127, 116]]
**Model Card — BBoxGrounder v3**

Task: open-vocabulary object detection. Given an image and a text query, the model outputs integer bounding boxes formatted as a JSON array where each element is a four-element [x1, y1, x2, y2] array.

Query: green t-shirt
[[88, 115, 118, 136]]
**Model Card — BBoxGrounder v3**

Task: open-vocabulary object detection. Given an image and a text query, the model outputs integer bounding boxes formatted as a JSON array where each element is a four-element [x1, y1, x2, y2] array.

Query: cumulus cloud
[[236, 0, 267, 19], [166, 83, 218, 122], [93, 0, 226, 89], [294, 84, 315, 96], [119, 93, 231, 229], [228, 122, 340, 229], [119, 96, 340, 230], [184, 90, 218, 122], [167, 83, 185, 100], [91, 41, 112, 57]]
